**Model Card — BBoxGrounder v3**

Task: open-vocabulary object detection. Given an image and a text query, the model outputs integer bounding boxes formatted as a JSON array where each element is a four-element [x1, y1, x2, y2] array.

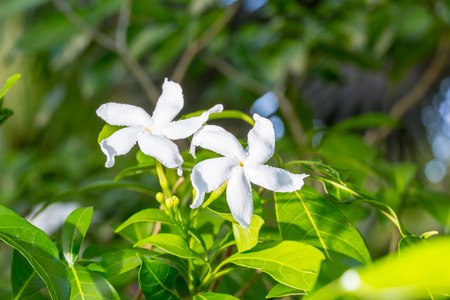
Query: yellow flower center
[[239, 161, 244, 167]]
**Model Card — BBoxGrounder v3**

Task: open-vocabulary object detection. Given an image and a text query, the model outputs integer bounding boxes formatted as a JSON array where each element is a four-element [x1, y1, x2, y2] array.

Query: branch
[[52, 0, 160, 105], [171, 3, 240, 83], [364, 34, 450, 145], [206, 57, 306, 149]]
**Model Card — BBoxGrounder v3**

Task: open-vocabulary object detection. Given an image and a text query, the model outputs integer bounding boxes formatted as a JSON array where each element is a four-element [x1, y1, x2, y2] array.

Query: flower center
[[239, 161, 244, 167]]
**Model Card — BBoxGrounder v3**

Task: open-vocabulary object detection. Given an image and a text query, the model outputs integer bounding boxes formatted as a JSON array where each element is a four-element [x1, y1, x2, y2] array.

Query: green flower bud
[[156, 192, 165, 204]]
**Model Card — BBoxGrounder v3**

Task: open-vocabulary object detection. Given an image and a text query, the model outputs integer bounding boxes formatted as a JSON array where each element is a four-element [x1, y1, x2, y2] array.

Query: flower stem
[[155, 161, 173, 198], [202, 181, 228, 209]]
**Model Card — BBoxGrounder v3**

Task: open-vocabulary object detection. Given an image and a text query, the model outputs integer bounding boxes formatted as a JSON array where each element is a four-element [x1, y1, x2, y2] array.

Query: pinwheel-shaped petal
[[190, 114, 308, 228], [97, 78, 223, 175]]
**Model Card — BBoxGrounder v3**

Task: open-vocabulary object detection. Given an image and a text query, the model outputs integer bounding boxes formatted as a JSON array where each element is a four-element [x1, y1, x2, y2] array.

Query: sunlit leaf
[[68, 266, 120, 300], [139, 257, 179, 300], [0, 205, 70, 299], [193, 292, 240, 299], [11, 250, 45, 300], [232, 214, 264, 252], [61, 207, 93, 266], [0, 73, 21, 100], [275, 186, 371, 266], [182, 109, 254, 126], [221, 241, 325, 291], [266, 283, 306, 298], [97, 124, 123, 143], [115, 208, 174, 233], [135, 233, 203, 260]]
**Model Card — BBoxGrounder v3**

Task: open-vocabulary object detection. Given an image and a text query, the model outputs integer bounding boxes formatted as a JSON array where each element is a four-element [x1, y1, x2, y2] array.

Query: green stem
[[155, 161, 173, 198]]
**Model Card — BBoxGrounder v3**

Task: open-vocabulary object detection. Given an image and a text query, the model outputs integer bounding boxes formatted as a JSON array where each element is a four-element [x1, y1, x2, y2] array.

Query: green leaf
[[68, 266, 120, 300], [0, 205, 70, 300], [85, 248, 156, 280], [62, 207, 94, 266], [310, 237, 450, 299], [232, 214, 264, 252], [284, 160, 350, 182], [139, 257, 179, 300], [0, 108, 14, 125], [362, 199, 410, 237], [182, 109, 255, 126], [193, 292, 239, 299], [116, 221, 155, 244], [275, 187, 371, 266], [11, 250, 45, 300], [135, 233, 202, 260], [221, 241, 325, 291], [114, 163, 155, 181], [0, 0, 47, 17], [0, 73, 21, 100], [329, 113, 400, 133], [115, 208, 174, 233], [97, 124, 123, 143], [266, 283, 306, 298]]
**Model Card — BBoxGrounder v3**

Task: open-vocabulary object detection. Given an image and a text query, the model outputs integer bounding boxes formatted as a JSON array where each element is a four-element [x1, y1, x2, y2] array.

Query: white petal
[[138, 133, 184, 174], [190, 125, 246, 160], [245, 164, 308, 192], [155, 104, 223, 140], [96, 102, 153, 128], [227, 167, 253, 229], [190, 157, 238, 208], [100, 127, 144, 168], [246, 114, 275, 166], [152, 79, 184, 126]]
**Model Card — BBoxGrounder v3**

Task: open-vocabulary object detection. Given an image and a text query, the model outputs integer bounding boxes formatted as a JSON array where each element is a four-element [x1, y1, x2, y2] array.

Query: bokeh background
[[1, 0, 450, 297]]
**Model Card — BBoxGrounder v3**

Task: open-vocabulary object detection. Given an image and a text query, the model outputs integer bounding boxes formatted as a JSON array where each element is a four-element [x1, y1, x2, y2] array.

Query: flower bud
[[165, 197, 174, 209], [156, 192, 165, 204], [172, 196, 180, 207]]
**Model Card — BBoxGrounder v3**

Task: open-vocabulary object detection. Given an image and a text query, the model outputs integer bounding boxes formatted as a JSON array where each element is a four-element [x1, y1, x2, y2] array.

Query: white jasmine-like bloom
[[97, 78, 223, 175], [190, 114, 308, 228]]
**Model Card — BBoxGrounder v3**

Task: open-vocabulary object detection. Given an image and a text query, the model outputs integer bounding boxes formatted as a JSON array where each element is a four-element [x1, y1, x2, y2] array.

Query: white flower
[[97, 78, 223, 175], [190, 114, 308, 228]]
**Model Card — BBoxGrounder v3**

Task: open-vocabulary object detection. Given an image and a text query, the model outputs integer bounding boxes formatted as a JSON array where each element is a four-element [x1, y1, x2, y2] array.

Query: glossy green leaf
[[97, 124, 123, 143], [11, 250, 45, 300], [275, 187, 371, 265], [135, 233, 202, 259], [139, 257, 179, 300], [68, 266, 120, 300], [0, 205, 70, 300], [193, 292, 239, 299], [116, 221, 155, 244], [266, 283, 306, 298], [85, 248, 156, 280], [115, 208, 174, 233], [221, 241, 325, 291], [232, 214, 265, 252], [62, 207, 93, 266], [0, 73, 21, 100]]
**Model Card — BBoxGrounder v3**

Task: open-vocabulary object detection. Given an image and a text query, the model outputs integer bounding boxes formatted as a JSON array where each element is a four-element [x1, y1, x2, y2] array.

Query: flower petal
[[138, 133, 184, 175], [155, 104, 223, 140], [152, 78, 184, 126], [100, 127, 144, 168], [246, 114, 275, 166], [190, 125, 246, 160], [227, 167, 253, 229], [245, 164, 308, 192], [190, 157, 238, 209], [96, 102, 153, 128]]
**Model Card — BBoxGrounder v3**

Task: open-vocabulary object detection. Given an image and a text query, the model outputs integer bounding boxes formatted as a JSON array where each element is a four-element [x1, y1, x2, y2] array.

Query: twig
[[234, 269, 262, 298], [133, 289, 143, 300], [116, 0, 132, 51], [364, 34, 450, 145], [52, 0, 160, 105], [207, 57, 306, 149], [171, 3, 240, 83]]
